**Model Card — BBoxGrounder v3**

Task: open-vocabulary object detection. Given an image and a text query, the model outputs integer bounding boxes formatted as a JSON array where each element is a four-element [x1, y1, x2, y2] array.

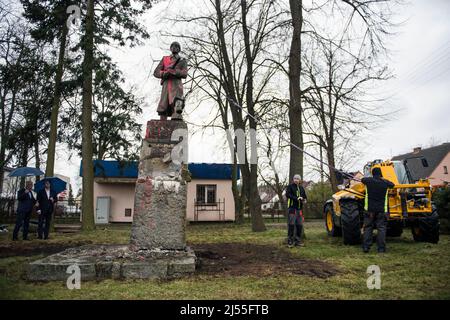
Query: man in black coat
[[285, 174, 307, 247], [36, 180, 58, 240], [12, 180, 37, 241], [361, 167, 395, 253]]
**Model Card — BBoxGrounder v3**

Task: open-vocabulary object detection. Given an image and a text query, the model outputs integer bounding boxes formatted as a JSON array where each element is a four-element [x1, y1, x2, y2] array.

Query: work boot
[[363, 247, 370, 253]]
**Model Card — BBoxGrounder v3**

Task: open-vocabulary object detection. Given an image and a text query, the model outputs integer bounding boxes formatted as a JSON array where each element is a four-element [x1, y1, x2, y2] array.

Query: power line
[[226, 97, 361, 182], [376, 43, 450, 98], [397, 40, 450, 81], [404, 50, 450, 85]]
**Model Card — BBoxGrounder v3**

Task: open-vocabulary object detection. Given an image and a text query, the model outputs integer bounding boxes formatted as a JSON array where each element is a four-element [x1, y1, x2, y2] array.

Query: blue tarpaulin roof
[[80, 160, 239, 180], [188, 163, 239, 180]]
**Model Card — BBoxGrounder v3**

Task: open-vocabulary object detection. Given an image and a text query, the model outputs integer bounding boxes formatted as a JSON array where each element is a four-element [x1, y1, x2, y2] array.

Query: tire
[[324, 203, 342, 237], [340, 200, 362, 245], [411, 208, 440, 244], [386, 220, 403, 237]]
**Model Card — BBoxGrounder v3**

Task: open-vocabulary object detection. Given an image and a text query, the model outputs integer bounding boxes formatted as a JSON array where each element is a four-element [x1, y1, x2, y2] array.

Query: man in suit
[[12, 180, 37, 241], [36, 180, 58, 240]]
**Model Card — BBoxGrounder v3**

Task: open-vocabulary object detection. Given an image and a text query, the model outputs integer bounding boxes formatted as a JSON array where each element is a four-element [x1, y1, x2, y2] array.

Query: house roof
[[258, 185, 278, 202], [80, 160, 239, 180], [391, 143, 450, 180], [188, 163, 239, 180]]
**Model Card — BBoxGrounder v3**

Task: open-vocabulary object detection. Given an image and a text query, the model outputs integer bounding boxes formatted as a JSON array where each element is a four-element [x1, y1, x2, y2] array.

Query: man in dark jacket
[[286, 174, 307, 247], [361, 167, 395, 253], [36, 180, 58, 240], [12, 180, 37, 241]]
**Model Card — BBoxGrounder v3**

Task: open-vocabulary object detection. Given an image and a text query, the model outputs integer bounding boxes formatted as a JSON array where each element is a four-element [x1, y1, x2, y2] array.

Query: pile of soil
[[1, 241, 339, 279], [193, 243, 339, 278]]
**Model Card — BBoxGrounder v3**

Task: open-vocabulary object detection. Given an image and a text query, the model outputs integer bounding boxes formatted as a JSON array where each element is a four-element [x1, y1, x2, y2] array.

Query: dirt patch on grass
[[193, 243, 339, 278], [0, 241, 93, 258]]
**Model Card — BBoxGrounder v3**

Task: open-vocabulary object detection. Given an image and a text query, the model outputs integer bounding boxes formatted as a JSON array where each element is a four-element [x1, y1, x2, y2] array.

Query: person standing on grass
[[12, 180, 37, 241], [286, 174, 307, 247], [361, 167, 395, 253], [36, 180, 58, 240]]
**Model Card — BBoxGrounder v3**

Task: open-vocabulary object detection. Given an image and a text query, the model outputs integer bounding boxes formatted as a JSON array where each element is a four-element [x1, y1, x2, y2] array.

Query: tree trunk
[[34, 125, 41, 182], [81, 0, 95, 231], [241, 0, 266, 232], [46, 23, 68, 177], [288, 0, 304, 182], [0, 152, 5, 195], [0, 90, 7, 195], [214, 0, 253, 227], [19, 144, 29, 189], [326, 141, 338, 193], [275, 174, 287, 212], [232, 148, 245, 224]]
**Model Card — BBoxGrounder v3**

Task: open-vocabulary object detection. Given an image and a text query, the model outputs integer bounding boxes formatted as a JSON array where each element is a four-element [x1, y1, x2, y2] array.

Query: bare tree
[[162, 0, 287, 231], [0, 20, 31, 194], [287, 0, 304, 182], [298, 0, 400, 191]]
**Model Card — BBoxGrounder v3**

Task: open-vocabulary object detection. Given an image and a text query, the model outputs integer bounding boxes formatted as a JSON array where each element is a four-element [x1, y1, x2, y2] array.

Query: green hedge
[[433, 187, 450, 234]]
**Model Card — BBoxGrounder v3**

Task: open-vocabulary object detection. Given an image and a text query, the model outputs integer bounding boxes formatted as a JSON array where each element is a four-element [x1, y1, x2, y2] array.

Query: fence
[[194, 198, 226, 221], [0, 198, 81, 224], [247, 200, 325, 222]]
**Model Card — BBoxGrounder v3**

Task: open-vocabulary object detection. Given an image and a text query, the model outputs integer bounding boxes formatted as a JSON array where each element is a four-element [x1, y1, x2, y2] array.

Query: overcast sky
[[51, 0, 450, 192]]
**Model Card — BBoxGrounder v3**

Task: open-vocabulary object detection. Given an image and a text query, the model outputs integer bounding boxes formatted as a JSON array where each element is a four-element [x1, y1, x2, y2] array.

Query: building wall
[[429, 152, 450, 186], [1, 170, 20, 198], [93, 178, 236, 223], [93, 182, 135, 223], [186, 179, 235, 222]]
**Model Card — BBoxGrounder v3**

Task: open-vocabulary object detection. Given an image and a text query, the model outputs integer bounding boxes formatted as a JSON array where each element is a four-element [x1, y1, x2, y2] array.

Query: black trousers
[[287, 208, 303, 245], [13, 211, 31, 240], [38, 212, 52, 239], [362, 211, 387, 251]]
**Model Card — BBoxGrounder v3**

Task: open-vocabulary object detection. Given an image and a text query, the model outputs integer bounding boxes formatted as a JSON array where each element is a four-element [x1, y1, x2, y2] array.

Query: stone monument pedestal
[[131, 119, 189, 250], [27, 120, 195, 281]]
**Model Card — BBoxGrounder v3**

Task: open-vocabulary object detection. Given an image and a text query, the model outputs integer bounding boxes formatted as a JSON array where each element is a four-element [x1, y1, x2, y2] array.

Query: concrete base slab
[[27, 244, 196, 281]]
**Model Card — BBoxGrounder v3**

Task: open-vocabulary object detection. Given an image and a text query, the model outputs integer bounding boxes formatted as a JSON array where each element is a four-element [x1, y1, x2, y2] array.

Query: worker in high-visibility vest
[[285, 174, 307, 247], [361, 167, 395, 253]]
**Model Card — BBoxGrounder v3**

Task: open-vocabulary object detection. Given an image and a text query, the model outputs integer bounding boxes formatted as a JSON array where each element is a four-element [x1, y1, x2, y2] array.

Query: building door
[[95, 196, 110, 224]]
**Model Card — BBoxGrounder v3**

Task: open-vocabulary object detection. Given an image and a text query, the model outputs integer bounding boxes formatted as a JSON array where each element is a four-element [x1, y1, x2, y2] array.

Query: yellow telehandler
[[324, 159, 440, 244]]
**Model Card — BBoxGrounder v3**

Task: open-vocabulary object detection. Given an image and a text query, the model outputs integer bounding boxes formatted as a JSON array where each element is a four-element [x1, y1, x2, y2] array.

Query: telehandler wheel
[[386, 220, 403, 237], [324, 203, 342, 237], [411, 208, 440, 244], [340, 200, 362, 245]]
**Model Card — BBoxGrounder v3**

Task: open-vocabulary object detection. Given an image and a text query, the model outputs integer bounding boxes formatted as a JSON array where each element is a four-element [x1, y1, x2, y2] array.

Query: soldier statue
[[153, 41, 188, 120]]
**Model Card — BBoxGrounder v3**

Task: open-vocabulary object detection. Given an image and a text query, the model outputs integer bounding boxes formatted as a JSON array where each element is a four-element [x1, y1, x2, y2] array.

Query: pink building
[[84, 161, 238, 224], [392, 143, 450, 187]]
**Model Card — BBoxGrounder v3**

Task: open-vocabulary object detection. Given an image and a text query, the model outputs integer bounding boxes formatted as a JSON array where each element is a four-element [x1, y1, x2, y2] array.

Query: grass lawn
[[0, 220, 449, 300]]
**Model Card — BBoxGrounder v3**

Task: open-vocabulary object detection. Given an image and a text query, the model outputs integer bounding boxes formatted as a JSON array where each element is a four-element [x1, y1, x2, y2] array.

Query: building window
[[444, 166, 448, 174], [125, 208, 132, 217], [196, 185, 217, 204]]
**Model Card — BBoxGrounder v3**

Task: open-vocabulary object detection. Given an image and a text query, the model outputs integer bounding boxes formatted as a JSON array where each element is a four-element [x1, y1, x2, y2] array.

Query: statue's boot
[[171, 112, 183, 121]]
